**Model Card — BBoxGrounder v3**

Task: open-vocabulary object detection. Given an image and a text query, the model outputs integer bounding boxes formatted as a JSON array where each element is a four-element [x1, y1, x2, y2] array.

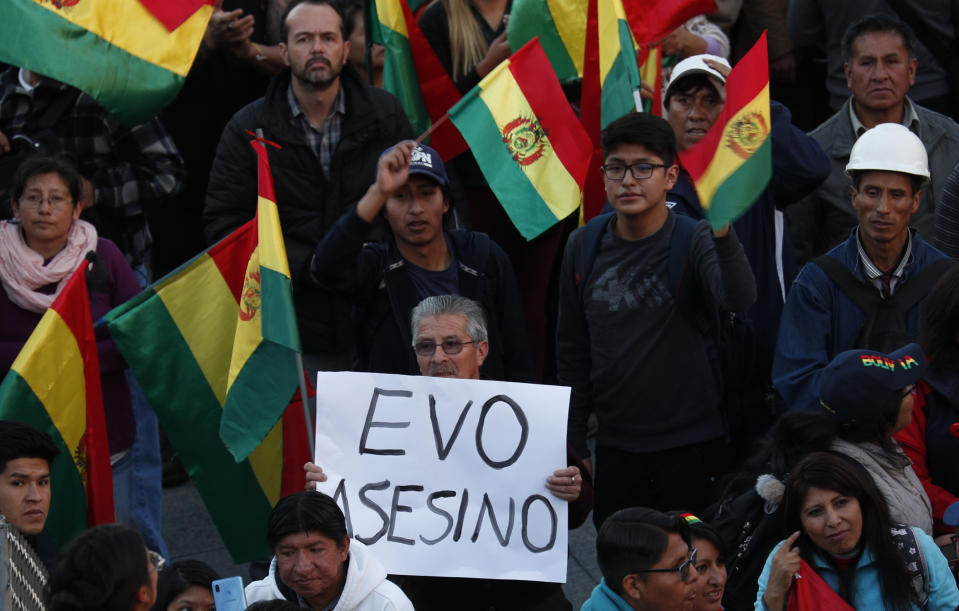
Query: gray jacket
[[788, 97, 959, 263]]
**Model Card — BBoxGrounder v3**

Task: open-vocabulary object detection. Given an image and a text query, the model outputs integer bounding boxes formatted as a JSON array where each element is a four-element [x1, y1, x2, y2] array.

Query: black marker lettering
[[475, 395, 529, 469], [387, 485, 423, 546], [358, 388, 412, 456], [452, 488, 469, 542], [420, 490, 457, 545], [332, 478, 353, 538], [521, 495, 557, 553], [355, 480, 390, 545], [470, 493, 515, 546], [429, 394, 473, 460]]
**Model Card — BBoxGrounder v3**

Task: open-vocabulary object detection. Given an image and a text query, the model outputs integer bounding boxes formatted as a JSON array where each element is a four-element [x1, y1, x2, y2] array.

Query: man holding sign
[[308, 294, 591, 610]]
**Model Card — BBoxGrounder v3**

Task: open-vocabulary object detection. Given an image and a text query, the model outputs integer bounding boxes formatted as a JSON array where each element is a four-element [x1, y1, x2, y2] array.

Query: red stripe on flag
[[51, 260, 114, 525], [579, 0, 606, 221], [621, 0, 717, 47], [207, 220, 257, 303], [280, 375, 313, 498], [508, 40, 594, 188], [138, 0, 214, 32], [680, 32, 769, 180], [401, 0, 469, 159]]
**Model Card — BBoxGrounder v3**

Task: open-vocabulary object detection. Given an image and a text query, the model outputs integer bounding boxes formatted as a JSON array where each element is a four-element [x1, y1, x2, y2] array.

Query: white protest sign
[[314, 371, 570, 582]]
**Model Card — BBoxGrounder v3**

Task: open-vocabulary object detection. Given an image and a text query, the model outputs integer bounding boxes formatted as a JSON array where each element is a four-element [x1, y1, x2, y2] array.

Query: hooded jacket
[[244, 539, 413, 611]]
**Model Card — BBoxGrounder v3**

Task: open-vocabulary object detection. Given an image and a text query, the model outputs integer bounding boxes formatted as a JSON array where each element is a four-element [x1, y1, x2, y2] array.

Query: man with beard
[[205, 0, 412, 370]]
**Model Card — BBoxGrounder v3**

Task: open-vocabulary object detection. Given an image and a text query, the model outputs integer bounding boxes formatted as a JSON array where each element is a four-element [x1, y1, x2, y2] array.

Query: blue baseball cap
[[407, 144, 448, 186], [819, 343, 927, 427]]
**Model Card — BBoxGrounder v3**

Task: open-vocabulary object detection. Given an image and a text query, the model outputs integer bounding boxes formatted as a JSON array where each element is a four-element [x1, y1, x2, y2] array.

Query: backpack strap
[[668, 214, 699, 315], [886, 258, 954, 311], [452, 230, 491, 302], [574, 212, 615, 302], [809, 255, 880, 313], [890, 525, 930, 606]]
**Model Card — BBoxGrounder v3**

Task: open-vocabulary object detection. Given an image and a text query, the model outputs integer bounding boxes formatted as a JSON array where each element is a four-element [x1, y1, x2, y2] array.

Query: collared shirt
[[849, 96, 921, 138], [855, 226, 913, 297], [287, 83, 345, 179]]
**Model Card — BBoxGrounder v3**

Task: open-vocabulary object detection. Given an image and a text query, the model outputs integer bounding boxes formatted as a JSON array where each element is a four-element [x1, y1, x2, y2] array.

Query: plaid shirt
[[287, 83, 344, 179], [0, 68, 185, 270]]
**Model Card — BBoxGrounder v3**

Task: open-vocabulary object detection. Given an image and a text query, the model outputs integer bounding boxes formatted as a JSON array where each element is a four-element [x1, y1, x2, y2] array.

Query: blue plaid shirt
[[287, 84, 345, 179]]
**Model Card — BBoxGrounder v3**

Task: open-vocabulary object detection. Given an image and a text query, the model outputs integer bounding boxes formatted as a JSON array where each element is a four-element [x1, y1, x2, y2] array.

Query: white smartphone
[[212, 576, 247, 611]]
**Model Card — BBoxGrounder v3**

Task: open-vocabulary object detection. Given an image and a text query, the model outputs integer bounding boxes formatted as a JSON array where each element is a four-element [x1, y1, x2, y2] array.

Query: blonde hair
[[443, 0, 487, 81]]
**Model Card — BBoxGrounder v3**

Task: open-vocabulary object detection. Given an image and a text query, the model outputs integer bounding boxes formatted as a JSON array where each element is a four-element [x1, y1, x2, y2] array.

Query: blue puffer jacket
[[755, 528, 959, 610], [772, 230, 948, 412]]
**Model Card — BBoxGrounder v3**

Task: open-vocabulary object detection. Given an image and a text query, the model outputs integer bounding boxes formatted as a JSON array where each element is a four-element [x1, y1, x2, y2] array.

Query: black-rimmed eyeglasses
[[601, 162, 668, 181], [413, 339, 475, 357], [632, 548, 698, 583]]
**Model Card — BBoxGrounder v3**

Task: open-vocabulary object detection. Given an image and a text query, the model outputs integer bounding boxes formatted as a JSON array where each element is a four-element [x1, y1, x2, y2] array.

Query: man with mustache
[[205, 0, 413, 373], [788, 14, 959, 263], [310, 141, 532, 383]]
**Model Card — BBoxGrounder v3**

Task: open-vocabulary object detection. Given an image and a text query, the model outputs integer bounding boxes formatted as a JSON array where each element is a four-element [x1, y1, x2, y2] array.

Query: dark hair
[[686, 519, 727, 565], [849, 170, 923, 197], [783, 452, 916, 611], [596, 507, 691, 596], [47, 524, 151, 611], [267, 491, 348, 550], [150, 560, 220, 611], [0, 420, 60, 474], [919, 262, 959, 375], [664, 73, 722, 111], [340, 0, 363, 38], [841, 13, 915, 64], [601, 112, 676, 167], [12, 155, 83, 205], [246, 601, 304, 611], [280, 0, 347, 44], [832, 386, 904, 455]]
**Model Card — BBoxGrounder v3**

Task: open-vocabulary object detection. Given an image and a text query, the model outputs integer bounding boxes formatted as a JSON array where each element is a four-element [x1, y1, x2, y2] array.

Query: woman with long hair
[[47, 524, 163, 611], [756, 452, 959, 610]]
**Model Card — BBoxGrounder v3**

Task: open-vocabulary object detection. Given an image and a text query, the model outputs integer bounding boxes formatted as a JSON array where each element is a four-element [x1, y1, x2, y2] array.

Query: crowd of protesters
[[3, 0, 959, 609]]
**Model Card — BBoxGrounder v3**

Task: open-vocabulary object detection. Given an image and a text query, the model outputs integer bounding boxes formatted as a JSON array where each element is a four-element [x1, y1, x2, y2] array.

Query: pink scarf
[[0, 219, 99, 313]]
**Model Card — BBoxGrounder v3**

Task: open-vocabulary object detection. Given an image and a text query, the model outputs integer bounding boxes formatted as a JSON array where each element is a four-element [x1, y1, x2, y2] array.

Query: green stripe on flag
[[105, 293, 274, 562], [600, 20, 641, 128], [372, 10, 431, 136], [507, 3, 578, 81], [0, 0, 184, 125], [449, 94, 560, 239], [704, 138, 772, 229], [260, 267, 300, 350], [0, 373, 87, 546]]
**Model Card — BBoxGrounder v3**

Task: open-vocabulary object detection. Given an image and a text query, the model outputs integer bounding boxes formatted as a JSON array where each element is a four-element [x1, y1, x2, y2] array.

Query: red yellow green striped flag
[[679, 32, 771, 230], [0, 257, 114, 546], [639, 45, 664, 116], [0, 0, 213, 125], [507, 0, 587, 82], [621, 0, 717, 47], [448, 38, 593, 240], [103, 215, 307, 562], [370, 0, 467, 160]]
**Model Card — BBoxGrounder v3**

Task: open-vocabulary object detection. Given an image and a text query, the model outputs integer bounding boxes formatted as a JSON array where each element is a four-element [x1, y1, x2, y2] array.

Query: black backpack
[[810, 256, 953, 352]]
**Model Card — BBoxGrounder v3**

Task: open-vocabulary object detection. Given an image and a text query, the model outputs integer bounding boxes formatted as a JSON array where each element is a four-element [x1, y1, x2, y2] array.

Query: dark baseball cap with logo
[[818, 343, 927, 427], [407, 144, 449, 186]]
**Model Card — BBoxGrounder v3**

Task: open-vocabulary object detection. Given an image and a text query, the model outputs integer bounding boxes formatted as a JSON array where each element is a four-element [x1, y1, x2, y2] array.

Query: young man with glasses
[[584, 507, 701, 610], [557, 112, 756, 528], [311, 141, 531, 382]]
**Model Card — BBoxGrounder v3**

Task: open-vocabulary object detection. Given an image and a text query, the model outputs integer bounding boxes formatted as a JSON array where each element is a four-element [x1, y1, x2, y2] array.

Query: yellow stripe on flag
[[549, 0, 587, 77], [478, 64, 583, 220], [598, 0, 631, 83], [227, 247, 263, 393], [12, 312, 86, 473], [694, 84, 771, 208], [156, 254, 237, 406], [258, 197, 293, 278], [248, 421, 283, 505], [32, 0, 212, 77], [375, 0, 408, 37]]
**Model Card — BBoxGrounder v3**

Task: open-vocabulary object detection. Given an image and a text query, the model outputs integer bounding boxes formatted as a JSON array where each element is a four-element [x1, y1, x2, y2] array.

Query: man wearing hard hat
[[772, 122, 953, 413]]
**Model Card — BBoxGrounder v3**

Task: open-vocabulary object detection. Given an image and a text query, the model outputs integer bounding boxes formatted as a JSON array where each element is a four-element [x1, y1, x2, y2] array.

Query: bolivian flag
[[103, 138, 305, 561], [371, 0, 467, 160], [0, 257, 114, 547], [679, 33, 771, 230], [621, 0, 717, 47], [0, 0, 214, 125], [448, 39, 593, 240], [507, 0, 587, 82], [638, 44, 663, 116]]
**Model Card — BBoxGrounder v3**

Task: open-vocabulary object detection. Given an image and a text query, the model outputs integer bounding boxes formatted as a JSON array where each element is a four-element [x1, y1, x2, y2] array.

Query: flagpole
[[415, 113, 450, 144], [255, 127, 315, 458]]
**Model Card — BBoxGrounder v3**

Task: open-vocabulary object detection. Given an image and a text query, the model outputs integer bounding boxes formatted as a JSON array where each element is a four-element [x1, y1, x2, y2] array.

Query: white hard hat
[[845, 123, 930, 182], [665, 54, 729, 101]]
